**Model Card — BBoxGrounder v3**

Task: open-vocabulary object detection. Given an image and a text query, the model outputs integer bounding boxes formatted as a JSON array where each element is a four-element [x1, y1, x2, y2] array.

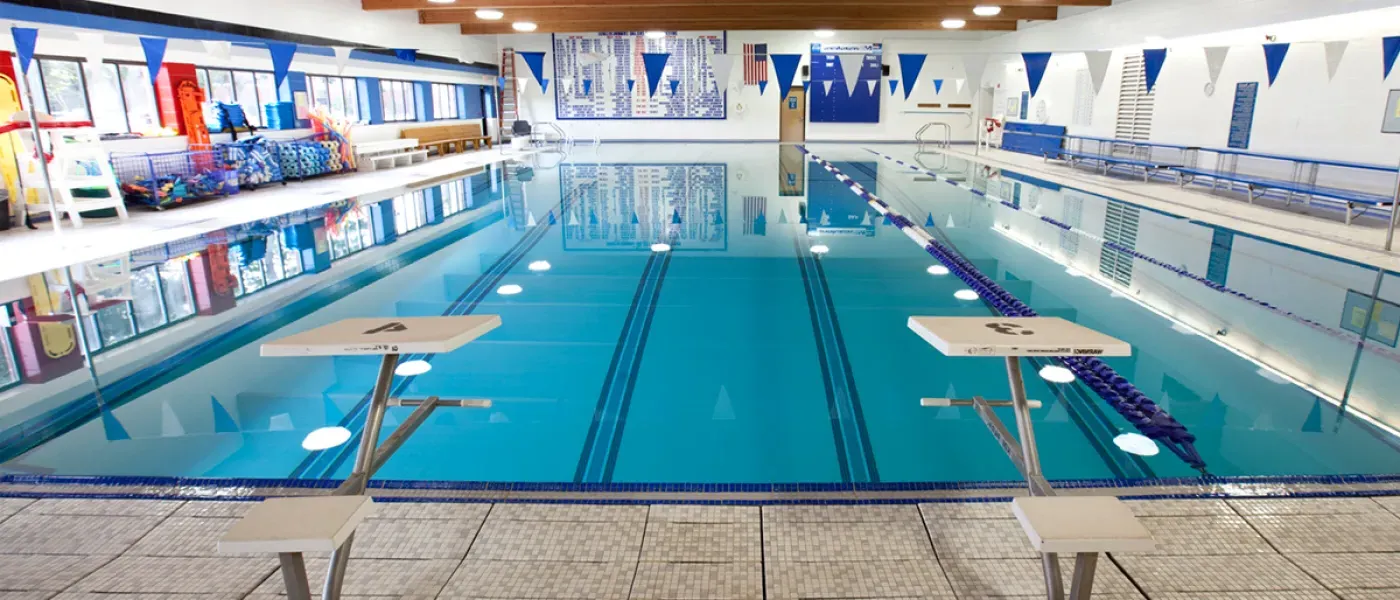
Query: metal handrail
[[536, 122, 570, 148], [916, 121, 952, 153]]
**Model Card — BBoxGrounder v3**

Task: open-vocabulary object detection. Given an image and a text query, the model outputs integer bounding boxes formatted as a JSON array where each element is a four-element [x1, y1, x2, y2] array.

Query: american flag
[[743, 196, 767, 236], [743, 43, 768, 85]]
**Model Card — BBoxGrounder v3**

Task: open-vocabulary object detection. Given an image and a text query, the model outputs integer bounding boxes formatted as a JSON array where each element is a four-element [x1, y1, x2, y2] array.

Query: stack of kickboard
[[263, 102, 297, 130], [220, 137, 284, 188], [278, 139, 343, 180]]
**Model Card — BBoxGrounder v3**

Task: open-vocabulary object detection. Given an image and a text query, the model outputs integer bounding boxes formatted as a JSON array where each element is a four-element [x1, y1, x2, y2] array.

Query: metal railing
[[916, 122, 952, 154]]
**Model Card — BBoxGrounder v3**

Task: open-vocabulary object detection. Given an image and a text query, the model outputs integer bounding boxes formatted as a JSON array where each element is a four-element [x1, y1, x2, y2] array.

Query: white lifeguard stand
[[907, 316, 1153, 600], [220, 315, 501, 600]]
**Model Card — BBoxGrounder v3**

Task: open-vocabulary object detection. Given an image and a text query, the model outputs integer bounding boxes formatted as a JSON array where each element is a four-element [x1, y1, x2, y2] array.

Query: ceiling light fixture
[[927, 265, 950, 276], [1039, 365, 1076, 384], [814, 29, 835, 38], [528, 260, 551, 272], [1113, 432, 1160, 456], [810, 244, 830, 254], [645, 31, 666, 39], [651, 243, 671, 252], [395, 360, 432, 377], [426, 0, 456, 4], [941, 18, 967, 29], [954, 289, 979, 301], [512, 21, 537, 32], [474, 8, 504, 20], [497, 284, 523, 295], [301, 426, 352, 451], [972, 5, 1002, 17]]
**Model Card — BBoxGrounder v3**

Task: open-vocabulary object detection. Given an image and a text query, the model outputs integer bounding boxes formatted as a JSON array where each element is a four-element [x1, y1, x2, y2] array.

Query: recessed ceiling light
[[1039, 365, 1076, 384], [651, 243, 671, 252], [942, 18, 967, 29], [814, 29, 835, 38], [395, 360, 432, 377], [427, 0, 456, 4], [497, 284, 523, 295], [645, 31, 666, 39], [927, 265, 950, 276], [528, 260, 551, 272], [301, 426, 352, 451], [972, 5, 1002, 17], [512, 21, 537, 32], [474, 8, 504, 20], [810, 244, 831, 254], [954, 289, 979, 301], [1113, 432, 1160, 456]]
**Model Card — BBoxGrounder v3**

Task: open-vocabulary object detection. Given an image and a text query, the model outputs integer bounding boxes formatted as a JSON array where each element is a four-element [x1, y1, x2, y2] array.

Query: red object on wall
[[8, 307, 84, 384], [0, 50, 20, 111], [157, 63, 200, 135], [189, 244, 238, 316]]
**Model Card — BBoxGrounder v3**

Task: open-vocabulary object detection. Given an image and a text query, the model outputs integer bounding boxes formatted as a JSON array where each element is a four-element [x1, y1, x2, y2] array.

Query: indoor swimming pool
[[4, 143, 1400, 486]]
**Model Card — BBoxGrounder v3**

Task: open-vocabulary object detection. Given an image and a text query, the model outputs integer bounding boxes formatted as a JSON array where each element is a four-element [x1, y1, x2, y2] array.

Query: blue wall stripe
[[1207, 228, 1234, 286]]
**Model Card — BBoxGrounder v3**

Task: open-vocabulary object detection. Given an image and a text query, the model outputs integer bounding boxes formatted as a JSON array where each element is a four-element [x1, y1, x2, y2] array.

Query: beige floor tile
[[925, 515, 1037, 559], [468, 519, 643, 561], [763, 520, 935, 562], [1123, 499, 1233, 517], [647, 505, 758, 523], [641, 521, 760, 562], [1229, 498, 1387, 516], [1139, 515, 1273, 555], [70, 556, 275, 594], [1248, 513, 1400, 553], [21, 499, 183, 517], [0, 499, 35, 521], [441, 560, 635, 599], [127, 517, 243, 557], [0, 514, 161, 555], [486, 503, 646, 522], [630, 562, 762, 599], [763, 504, 920, 523], [941, 557, 1141, 598], [1116, 554, 1324, 593], [764, 559, 955, 599], [919, 501, 1015, 521], [1287, 552, 1400, 589], [0, 554, 116, 591], [252, 557, 458, 598], [367, 501, 490, 521]]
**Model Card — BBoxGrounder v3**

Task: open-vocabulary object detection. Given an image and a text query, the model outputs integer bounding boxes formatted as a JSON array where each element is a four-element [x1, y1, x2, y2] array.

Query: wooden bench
[[400, 123, 492, 156], [1174, 166, 1394, 224], [353, 139, 428, 172]]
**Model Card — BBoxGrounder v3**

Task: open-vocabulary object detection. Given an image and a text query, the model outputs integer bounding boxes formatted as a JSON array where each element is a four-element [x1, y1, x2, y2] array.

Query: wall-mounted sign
[[1383, 89, 1400, 134], [810, 43, 882, 54], [1341, 288, 1400, 347], [1228, 82, 1259, 149]]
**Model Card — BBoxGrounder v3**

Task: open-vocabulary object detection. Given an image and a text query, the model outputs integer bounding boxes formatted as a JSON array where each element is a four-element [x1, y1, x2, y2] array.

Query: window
[[432, 83, 460, 120], [393, 191, 428, 235], [307, 75, 361, 122], [328, 205, 375, 261], [130, 266, 169, 333], [84, 303, 137, 352], [0, 308, 19, 390], [441, 180, 468, 216], [196, 68, 277, 127], [380, 80, 417, 122], [26, 58, 90, 121], [158, 261, 197, 322], [228, 231, 305, 298]]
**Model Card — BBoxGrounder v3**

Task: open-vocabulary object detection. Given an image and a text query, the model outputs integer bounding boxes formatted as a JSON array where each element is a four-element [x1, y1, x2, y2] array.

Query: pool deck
[[0, 493, 1398, 599]]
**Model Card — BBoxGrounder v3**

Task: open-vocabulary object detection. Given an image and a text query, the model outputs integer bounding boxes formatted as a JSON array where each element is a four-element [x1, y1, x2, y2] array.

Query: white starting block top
[[262, 315, 502, 357], [219, 496, 374, 554], [907, 317, 1131, 358], [1011, 496, 1154, 554]]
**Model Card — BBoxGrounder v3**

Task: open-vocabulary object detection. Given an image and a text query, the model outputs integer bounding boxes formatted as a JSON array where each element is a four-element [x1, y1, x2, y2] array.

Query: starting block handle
[[921, 397, 1044, 409]]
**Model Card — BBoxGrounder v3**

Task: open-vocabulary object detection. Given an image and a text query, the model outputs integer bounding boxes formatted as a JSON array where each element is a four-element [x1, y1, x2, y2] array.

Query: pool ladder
[[916, 121, 952, 154]]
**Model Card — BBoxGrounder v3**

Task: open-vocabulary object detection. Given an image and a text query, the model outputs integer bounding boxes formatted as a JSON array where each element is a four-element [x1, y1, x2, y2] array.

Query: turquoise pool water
[[7, 144, 1400, 485]]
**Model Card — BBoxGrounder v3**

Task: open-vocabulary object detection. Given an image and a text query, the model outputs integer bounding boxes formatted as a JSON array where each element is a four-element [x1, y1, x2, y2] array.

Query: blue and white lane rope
[[798, 146, 1209, 474], [861, 148, 1400, 366]]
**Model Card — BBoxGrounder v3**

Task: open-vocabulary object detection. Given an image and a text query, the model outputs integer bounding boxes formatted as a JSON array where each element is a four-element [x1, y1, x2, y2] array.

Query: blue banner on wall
[[1262, 43, 1290, 86], [1384, 36, 1400, 79], [1143, 48, 1167, 93], [897, 53, 925, 100], [1021, 52, 1052, 96], [267, 42, 298, 89], [1229, 82, 1259, 149], [139, 37, 168, 84], [641, 52, 670, 97], [810, 44, 882, 123], [10, 27, 37, 75], [771, 53, 802, 102]]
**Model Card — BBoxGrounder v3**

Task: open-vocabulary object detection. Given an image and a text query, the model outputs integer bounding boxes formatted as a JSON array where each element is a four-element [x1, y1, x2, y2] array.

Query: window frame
[[22, 55, 170, 135], [379, 79, 419, 123], [431, 83, 461, 120], [0, 311, 20, 392], [306, 74, 362, 123], [196, 66, 279, 128]]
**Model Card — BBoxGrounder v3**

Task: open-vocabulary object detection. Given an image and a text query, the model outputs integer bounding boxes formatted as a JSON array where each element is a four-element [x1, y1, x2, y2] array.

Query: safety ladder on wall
[[500, 48, 518, 140]]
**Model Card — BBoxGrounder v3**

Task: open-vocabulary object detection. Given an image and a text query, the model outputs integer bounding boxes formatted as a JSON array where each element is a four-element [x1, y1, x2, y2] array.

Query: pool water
[[8, 143, 1400, 485]]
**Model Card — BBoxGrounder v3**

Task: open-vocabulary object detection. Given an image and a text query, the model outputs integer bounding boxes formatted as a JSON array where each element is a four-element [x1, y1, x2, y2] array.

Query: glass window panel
[[197, 68, 211, 98], [255, 72, 277, 106], [280, 230, 303, 278], [310, 76, 330, 110], [84, 63, 127, 134], [24, 66, 48, 112], [208, 70, 236, 104], [380, 84, 396, 122], [357, 208, 375, 249], [343, 78, 360, 121], [40, 60, 91, 121], [158, 261, 196, 322], [402, 82, 416, 120], [118, 65, 162, 134], [328, 79, 346, 118], [82, 314, 102, 353], [94, 302, 136, 348], [130, 267, 168, 333], [233, 70, 262, 127], [0, 330, 19, 388], [329, 228, 349, 260], [262, 235, 285, 284]]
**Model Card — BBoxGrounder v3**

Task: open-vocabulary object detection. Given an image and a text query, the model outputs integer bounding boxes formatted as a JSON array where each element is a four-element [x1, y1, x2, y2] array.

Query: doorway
[[780, 86, 806, 143]]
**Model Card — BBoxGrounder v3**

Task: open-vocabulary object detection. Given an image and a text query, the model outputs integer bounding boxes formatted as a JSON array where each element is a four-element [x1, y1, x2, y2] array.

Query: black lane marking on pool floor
[[574, 250, 672, 484], [794, 236, 879, 484]]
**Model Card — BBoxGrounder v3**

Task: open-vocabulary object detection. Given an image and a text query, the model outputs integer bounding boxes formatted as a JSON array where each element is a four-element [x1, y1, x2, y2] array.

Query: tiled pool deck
[[1, 488, 1400, 599]]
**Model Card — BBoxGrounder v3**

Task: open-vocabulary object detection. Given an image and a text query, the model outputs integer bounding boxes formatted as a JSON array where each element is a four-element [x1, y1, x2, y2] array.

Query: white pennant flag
[[838, 54, 865, 95], [962, 53, 990, 89], [1323, 40, 1349, 81], [76, 32, 107, 72], [865, 79, 877, 95], [332, 46, 354, 75], [821, 80, 834, 95], [560, 77, 574, 91], [709, 53, 737, 92], [1084, 50, 1112, 94], [955, 78, 966, 94], [517, 77, 530, 94], [1203, 46, 1230, 87], [203, 40, 233, 62]]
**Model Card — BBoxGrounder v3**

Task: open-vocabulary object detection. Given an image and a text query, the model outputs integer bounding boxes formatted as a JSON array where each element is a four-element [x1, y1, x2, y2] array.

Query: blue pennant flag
[[898, 53, 926, 99], [1302, 396, 1323, 433], [582, 79, 593, 95], [672, 209, 682, 224], [101, 409, 130, 441], [669, 79, 680, 95], [548, 211, 557, 225], [1384, 36, 1400, 79], [1021, 52, 1052, 96], [1142, 48, 1168, 93], [889, 79, 899, 96], [518, 51, 547, 88], [497, 76, 507, 89], [925, 213, 935, 227], [626, 79, 636, 93], [589, 208, 598, 225], [541, 78, 550, 93], [933, 79, 944, 94], [803, 80, 810, 91], [394, 49, 417, 63], [758, 80, 768, 95], [267, 42, 298, 89], [714, 211, 724, 225], [140, 37, 169, 85], [641, 52, 670, 96], [10, 27, 37, 75], [631, 212, 639, 224], [1262, 43, 1290, 86], [211, 396, 239, 433], [771, 53, 802, 102]]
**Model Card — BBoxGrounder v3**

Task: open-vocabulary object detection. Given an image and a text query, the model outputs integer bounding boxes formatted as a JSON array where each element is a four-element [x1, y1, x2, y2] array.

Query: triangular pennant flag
[[101, 409, 130, 441], [642, 52, 670, 96], [962, 53, 989, 89], [498, 76, 507, 89], [582, 79, 593, 95], [527, 212, 537, 227], [76, 32, 107, 73], [820, 210, 831, 226], [211, 395, 239, 433], [933, 78, 944, 94], [541, 78, 550, 92], [772, 53, 802, 101], [669, 79, 680, 95], [713, 386, 735, 420], [394, 49, 417, 62], [1383, 36, 1400, 79], [1323, 41, 1348, 81], [560, 77, 573, 91], [11, 28, 38, 75], [266, 42, 298, 89], [889, 79, 899, 96], [139, 37, 169, 85], [518, 51, 547, 88], [778, 209, 788, 224], [1262, 43, 1290, 86], [1084, 51, 1112, 94], [672, 209, 682, 224], [714, 210, 724, 225], [631, 211, 639, 224], [161, 401, 185, 437], [518, 77, 530, 94], [626, 79, 636, 93], [203, 40, 233, 62], [1022, 52, 1052, 96], [898, 53, 926, 99], [548, 211, 557, 225], [803, 80, 810, 91], [925, 213, 935, 226], [323, 393, 343, 422], [955, 78, 966, 93], [709, 53, 737, 92], [332, 46, 354, 75], [758, 80, 768, 95], [1142, 48, 1167, 93], [821, 80, 834, 95], [865, 79, 877, 95], [1302, 397, 1323, 433], [947, 214, 956, 228], [1203, 46, 1229, 87], [837, 54, 864, 95]]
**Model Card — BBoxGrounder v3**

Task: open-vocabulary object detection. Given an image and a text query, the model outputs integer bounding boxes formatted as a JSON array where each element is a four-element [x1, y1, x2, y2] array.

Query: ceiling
[[359, 0, 1113, 35]]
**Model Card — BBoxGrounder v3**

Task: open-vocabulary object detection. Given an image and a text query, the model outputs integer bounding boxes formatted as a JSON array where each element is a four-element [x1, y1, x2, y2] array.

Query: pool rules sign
[[1383, 90, 1400, 250]]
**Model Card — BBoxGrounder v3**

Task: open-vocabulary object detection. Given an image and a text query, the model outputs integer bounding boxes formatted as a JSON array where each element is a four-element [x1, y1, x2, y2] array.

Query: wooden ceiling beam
[[423, 5, 1055, 24], [365, 0, 1110, 10], [458, 18, 1020, 34]]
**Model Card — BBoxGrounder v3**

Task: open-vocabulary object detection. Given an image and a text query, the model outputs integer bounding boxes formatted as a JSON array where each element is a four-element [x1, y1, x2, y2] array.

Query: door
[[780, 86, 806, 143]]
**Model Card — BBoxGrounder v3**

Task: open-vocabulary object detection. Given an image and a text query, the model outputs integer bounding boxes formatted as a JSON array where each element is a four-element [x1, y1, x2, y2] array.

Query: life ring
[[984, 118, 1003, 133]]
